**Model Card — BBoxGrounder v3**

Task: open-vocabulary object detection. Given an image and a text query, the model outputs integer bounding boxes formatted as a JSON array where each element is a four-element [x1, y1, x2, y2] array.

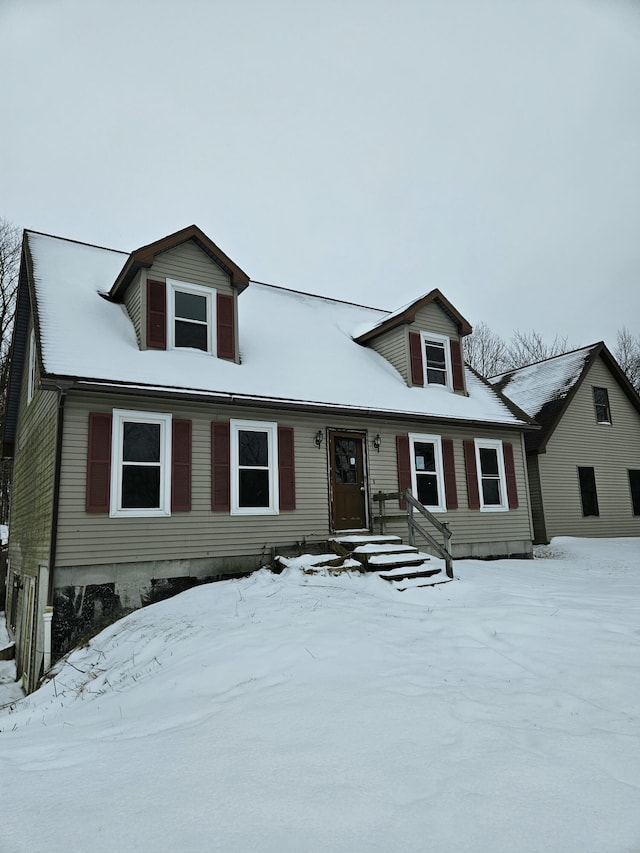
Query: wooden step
[[367, 552, 431, 570], [378, 563, 442, 582], [329, 535, 402, 552], [352, 543, 417, 555], [392, 575, 452, 591]]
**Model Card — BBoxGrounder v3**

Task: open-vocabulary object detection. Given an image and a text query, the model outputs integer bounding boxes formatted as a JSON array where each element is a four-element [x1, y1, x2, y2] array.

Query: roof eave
[[38, 374, 536, 430]]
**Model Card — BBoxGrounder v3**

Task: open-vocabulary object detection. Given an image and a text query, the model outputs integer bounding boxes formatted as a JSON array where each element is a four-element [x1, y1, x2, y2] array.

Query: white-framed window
[[593, 387, 611, 424], [27, 328, 37, 404], [475, 439, 508, 512], [420, 332, 452, 389], [408, 433, 446, 512], [110, 409, 172, 518], [230, 419, 279, 515], [167, 279, 214, 353]]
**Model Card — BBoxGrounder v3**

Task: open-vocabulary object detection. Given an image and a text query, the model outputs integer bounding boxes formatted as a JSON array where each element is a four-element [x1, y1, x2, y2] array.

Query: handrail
[[373, 490, 454, 579]]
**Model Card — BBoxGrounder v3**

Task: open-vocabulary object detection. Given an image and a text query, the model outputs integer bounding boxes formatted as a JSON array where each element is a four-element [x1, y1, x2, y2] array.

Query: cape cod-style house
[[3, 225, 537, 692]]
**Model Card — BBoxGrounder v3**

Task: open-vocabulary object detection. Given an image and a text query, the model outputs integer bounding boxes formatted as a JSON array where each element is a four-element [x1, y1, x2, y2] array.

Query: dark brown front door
[[329, 431, 368, 530]]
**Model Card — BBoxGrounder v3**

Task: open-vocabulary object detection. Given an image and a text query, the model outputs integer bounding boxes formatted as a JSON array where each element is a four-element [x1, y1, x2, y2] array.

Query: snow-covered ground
[[1, 538, 639, 853]]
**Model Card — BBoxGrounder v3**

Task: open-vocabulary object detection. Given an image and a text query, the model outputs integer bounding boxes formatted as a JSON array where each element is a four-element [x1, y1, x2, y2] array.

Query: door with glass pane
[[329, 431, 368, 530]]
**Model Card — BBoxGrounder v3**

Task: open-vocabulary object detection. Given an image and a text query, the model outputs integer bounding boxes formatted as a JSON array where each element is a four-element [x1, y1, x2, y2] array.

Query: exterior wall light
[[373, 433, 382, 452], [314, 429, 324, 448]]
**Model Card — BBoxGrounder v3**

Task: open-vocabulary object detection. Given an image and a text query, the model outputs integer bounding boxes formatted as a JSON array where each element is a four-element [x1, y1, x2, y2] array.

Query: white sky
[[2, 0, 639, 349]]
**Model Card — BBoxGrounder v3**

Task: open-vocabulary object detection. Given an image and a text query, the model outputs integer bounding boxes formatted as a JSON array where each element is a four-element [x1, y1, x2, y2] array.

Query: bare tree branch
[[0, 218, 21, 524], [505, 329, 571, 370], [614, 327, 640, 393], [462, 322, 508, 376]]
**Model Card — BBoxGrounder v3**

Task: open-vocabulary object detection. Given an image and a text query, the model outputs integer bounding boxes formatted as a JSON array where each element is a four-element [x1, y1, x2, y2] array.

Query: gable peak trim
[[354, 288, 472, 344], [109, 225, 250, 301]]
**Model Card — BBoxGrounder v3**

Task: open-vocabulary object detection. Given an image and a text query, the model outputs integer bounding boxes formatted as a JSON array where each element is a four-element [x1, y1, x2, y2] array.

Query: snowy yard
[[1, 538, 639, 853]]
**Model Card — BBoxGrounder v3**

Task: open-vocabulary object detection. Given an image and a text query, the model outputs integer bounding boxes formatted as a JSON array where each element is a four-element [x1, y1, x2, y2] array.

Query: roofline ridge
[[488, 342, 601, 379], [25, 229, 128, 256], [250, 279, 388, 313]]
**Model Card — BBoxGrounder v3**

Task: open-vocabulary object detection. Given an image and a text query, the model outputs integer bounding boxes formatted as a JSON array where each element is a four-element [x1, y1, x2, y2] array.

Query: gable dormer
[[354, 289, 472, 394], [109, 225, 250, 363]]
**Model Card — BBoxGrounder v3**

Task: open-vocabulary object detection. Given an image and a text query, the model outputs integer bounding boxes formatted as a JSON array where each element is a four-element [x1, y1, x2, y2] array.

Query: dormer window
[[421, 333, 453, 389], [167, 280, 214, 353], [146, 278, 235, 360]]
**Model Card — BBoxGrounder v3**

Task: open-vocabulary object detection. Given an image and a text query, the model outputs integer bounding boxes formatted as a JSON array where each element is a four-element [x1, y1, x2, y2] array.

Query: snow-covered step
[[367, 551, 431, 569], [377, 563, 442, 581], [391, 574, 452, 592], [330, 534, 402, 548], [352, 543, 417, 555]]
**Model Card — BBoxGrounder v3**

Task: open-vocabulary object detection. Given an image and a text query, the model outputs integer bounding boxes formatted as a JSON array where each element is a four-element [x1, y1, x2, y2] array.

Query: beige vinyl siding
[[149, 241, 233, 294], [7, 317, 59, 687], [123, 270, 143, 346], [55, 390, 532, 567], [410, 301, 459, 338], [8, 321, 58, 578], [539, 356, 640, 539], [368, 327, 409, 383]]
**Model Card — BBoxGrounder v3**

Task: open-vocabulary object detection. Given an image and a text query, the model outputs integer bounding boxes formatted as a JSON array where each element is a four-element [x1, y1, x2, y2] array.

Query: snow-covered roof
[[490, 345, 599, 450], [353, 288, 472, 342], [491, 346, 596, 418], [27, 231, 529, 427]]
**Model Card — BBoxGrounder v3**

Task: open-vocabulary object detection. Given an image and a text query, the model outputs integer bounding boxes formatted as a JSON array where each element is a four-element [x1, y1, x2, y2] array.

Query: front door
[[329, 431, 368, 530]]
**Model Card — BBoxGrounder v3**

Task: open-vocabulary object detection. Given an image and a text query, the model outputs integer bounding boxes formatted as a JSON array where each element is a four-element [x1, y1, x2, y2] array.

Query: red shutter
[[396, 435, 412, 509], [278, 426, 296, 511], [217, 293, 235, 360], [503, 442, 519, 509], [442, 438, 458, 510], [211, 422, 230, 511], [147, 279, 166, 350], [86, 412, 112, 513], [409, 331, 424, 386], [171, 419, 192, 512], [450, 339, 465, 392], [463, 440, 480, 510]]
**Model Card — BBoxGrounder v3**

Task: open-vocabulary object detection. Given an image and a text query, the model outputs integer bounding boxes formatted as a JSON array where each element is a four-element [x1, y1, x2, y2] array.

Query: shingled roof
[[490, 343, 640, 453]]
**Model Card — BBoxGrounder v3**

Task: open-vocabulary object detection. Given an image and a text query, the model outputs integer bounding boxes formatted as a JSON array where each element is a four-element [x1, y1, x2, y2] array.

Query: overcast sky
[[2, 0, 639, 349]]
